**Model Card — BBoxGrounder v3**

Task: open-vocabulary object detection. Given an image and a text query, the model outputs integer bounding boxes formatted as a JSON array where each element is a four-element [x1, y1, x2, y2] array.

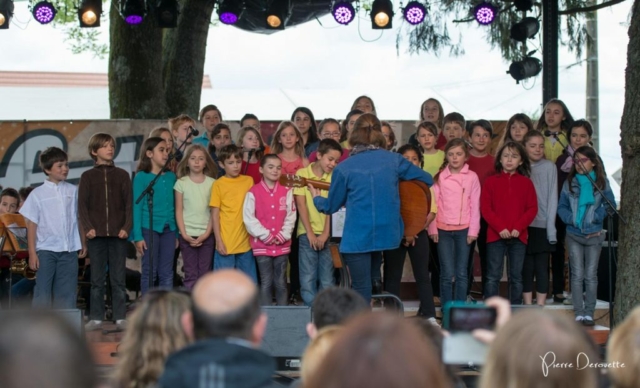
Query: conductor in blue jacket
[[310, 114, 433, 303]]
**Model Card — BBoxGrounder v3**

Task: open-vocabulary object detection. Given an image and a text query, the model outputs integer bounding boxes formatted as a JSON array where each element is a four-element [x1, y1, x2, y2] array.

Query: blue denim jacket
[[313, 149, 433, 253], [557, 176, 616, 236]]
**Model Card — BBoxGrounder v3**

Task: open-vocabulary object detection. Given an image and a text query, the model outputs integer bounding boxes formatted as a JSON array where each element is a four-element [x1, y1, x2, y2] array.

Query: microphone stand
[[134, 129, 197, 292], [243, 149, 254, 175], [553, 134, 625, 329]]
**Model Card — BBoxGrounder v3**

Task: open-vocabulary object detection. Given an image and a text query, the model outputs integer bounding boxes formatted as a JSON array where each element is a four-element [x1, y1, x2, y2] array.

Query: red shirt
[[480, 171, 538, 244], [241, 161, 261, 184], [436, 132, 447, 150], [467, 154, 495, 186]]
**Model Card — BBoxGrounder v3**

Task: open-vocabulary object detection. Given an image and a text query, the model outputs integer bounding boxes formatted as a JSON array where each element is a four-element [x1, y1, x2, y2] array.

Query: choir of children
[[4, 97, 614, 327]]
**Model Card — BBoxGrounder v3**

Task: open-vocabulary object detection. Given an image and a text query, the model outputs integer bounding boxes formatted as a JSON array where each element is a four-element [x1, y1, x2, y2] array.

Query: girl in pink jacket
[[428, 138, 481, 306]]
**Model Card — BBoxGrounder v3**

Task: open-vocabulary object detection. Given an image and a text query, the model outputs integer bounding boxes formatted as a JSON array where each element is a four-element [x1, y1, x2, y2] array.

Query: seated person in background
[[305, 312, 449, 388], [0, 310, 97, 388], [113, 290, 192, 388], [608, 305, 640, 388], [306, 286, 369, 339], [0, 188, 20, 300], [159, 270, 277, 388]]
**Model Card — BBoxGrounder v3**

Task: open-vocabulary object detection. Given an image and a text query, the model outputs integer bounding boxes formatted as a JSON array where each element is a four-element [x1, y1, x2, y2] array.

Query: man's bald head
[[193, 270, 257, 315], [190, 270, 263, 343]]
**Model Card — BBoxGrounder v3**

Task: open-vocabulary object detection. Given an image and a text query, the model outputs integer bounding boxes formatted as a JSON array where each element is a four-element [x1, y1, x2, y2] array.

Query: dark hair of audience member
[[114, 290, 192, 388], [0, 310, 97, 388], [311, 287, 369, 330], [305, 312, 450, 388], [191, 286, 261, 341], [480, 309, 600, 388]]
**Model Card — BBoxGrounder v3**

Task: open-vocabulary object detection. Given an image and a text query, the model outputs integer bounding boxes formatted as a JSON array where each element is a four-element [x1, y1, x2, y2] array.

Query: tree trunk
[[162, 0, 216, 119], [615, 0, 640, 324], [109, 6, 168, 119]]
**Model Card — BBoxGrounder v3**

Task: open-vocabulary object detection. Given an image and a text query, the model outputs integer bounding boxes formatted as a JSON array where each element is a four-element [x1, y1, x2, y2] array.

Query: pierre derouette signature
[[540, 351, 625, 377], [540, 352, 625, 377]]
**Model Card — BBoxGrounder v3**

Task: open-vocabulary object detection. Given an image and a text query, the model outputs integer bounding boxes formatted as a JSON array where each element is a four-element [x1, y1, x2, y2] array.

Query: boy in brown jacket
[[78, 133, 132, 331]]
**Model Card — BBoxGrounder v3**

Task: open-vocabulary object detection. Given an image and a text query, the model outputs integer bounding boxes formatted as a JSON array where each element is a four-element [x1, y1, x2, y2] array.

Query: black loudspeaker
[[261, 306, 311, 371]]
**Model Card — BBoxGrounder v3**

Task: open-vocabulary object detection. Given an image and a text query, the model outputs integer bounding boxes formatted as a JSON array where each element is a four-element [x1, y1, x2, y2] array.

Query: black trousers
[[551, 216, 567, 295], [87, 237, 127, 321], [383, 231, 435, 318]]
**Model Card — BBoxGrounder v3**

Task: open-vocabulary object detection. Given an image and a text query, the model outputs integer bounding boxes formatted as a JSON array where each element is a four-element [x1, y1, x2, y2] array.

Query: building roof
[[0, 71, 456, 121]]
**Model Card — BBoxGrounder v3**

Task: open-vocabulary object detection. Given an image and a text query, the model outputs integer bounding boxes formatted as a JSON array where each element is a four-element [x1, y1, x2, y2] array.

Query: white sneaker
[[85, 320, 103, 331], [116, 319, 127, 330], [427, 317, 440, 327], [575, 316, 584, 322]]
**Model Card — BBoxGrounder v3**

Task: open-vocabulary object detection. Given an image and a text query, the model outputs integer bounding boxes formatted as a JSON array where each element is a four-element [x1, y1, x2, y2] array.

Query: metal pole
[[542, 0, 559, 106], [586, 0, 600, 152]]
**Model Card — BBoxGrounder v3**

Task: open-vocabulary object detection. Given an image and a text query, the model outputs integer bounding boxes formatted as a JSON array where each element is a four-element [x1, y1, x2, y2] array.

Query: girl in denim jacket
[[557, 146, 615, 327]]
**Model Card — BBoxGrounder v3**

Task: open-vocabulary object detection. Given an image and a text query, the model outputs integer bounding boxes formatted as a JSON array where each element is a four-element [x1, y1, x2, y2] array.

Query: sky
[[0, 0, 632, 181]]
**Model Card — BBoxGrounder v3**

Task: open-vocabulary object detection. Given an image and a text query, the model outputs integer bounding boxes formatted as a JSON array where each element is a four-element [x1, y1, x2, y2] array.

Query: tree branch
[[559, 0, 627, 15]]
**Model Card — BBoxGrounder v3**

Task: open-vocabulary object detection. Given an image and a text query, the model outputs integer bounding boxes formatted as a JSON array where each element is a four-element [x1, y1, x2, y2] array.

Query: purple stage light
[[125, 14, 143, 24], [332, 1, 355, 25], [403, 2, 426, 25], [474, 2, 496, 25], [32, 1, 57, 25], [220, 11, 238, 24]]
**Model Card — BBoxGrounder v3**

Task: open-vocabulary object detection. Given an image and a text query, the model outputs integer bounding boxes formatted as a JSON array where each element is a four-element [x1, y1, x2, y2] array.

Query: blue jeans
[[214, 250, 257, 283], [298, 235, 334, 306], [342, 252, 374, 303], [567, 232, 604, 317], [437, 228, 471, 307], [32, 250, 78, 309], [141, 226, 176, 295], [485, 239, 527, 304]]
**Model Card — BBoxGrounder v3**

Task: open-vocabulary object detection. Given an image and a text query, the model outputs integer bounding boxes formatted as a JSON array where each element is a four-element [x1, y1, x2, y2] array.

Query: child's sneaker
[[116, 320, 127, 330], [85, 320, 103, 331]]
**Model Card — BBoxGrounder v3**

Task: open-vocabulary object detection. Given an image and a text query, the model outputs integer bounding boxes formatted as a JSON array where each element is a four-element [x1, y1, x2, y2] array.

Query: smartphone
[[442, 302, 497, 366], [443, 302, 497, 332]]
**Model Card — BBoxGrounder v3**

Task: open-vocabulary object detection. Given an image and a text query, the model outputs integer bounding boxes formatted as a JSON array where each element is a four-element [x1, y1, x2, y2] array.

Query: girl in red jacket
[[481, 141, 538, 304], [428, 138, 481, 307]]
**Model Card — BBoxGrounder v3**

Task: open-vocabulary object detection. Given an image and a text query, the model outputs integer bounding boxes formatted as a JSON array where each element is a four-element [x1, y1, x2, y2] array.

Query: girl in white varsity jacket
[[243, 154, 296, 306]]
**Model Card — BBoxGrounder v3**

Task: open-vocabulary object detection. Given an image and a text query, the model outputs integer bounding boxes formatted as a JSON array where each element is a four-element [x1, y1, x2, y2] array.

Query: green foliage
[[398, 0, 624, 62], [50, 0, 108, 58]]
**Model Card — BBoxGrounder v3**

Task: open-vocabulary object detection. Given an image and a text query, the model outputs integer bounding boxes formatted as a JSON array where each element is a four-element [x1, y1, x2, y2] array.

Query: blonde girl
[[237, 126, 267, 184], [416, 121, 445, 177], [271, 121, 309, 175], [428, 138, 481, 306], [113, 290, 192, 388], [174, 144, 218, 290]]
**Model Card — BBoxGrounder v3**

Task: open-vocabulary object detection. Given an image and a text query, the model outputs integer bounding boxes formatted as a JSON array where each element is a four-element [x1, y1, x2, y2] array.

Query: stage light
[[403, 1, 426, 25], [120, 0, 146, 25], [332, 1, 355, 25], [474, 2, 496, 25], [266, 0, 290, 30], [217, 0, 242, 25], [514, 0, 534, 12], [78, 0, 102, 27], [510, 16, 539, 42], [0, 0, 14, 30], [508, 56, 542, 83], [32, 1, 57, 25], [155, 0, 179, 28], [371, 0, 393, 29]]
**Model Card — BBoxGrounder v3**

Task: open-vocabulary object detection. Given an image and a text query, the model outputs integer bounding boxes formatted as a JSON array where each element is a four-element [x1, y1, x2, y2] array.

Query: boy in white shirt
[[20, 147, 86, 308]]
